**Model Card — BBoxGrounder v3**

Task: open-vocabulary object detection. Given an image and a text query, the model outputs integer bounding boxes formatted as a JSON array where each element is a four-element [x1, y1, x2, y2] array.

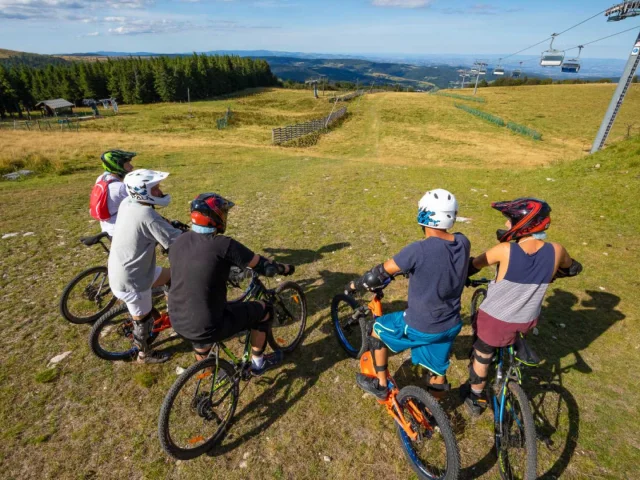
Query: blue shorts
[[373, 311, 462, 376]]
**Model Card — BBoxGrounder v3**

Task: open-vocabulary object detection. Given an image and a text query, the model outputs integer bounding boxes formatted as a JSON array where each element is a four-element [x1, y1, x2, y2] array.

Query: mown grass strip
[[434, 92, 486, 103], [454, 103, 505, 126]]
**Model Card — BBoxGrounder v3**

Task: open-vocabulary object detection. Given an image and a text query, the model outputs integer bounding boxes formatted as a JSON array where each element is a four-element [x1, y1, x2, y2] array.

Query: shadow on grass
[[264, 242, 351, 267], [206, 323, 343, 457]]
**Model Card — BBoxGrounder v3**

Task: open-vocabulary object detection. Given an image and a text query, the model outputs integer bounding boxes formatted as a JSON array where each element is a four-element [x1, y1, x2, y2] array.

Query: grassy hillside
[[0, 85, 639, 479], [0, 49, 68, 68]]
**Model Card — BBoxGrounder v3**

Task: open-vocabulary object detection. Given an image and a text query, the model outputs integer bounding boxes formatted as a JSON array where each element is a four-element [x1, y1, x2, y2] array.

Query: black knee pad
[[133, 311, 155, 353], [368, 335, 385, 351]]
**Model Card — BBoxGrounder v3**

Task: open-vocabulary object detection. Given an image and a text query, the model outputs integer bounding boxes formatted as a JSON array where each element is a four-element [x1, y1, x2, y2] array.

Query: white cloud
[[372, 0, 435, 7], [0, 0, 152, 20], [77, 31, 100, 37]]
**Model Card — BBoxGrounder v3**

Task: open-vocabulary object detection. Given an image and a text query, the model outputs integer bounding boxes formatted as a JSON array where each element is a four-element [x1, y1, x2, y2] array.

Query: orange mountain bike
[[332, 277, 460, 480]]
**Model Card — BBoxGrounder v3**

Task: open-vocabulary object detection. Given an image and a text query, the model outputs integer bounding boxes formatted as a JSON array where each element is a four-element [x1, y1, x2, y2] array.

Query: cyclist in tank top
[[463, 198, 582, 415]]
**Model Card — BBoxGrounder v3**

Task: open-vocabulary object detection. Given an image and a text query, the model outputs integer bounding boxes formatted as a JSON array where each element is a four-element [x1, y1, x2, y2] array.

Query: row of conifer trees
[[0, 54, 279, 118]]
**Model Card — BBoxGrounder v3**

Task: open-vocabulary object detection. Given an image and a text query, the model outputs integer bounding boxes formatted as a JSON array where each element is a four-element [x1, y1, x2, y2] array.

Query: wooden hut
[[35, 98, 74, 117]]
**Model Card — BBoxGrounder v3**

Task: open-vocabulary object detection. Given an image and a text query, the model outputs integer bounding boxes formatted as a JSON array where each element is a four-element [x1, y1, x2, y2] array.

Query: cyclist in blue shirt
[[347, 189, 470, 400]]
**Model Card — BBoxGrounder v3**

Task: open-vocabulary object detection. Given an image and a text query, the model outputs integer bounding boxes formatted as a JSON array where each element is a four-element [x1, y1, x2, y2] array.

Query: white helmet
[[124, 169, 171, 208], [417, 189, 458, 230]]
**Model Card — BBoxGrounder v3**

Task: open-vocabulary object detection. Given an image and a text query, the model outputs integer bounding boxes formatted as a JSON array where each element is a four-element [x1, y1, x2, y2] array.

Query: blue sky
[[0, 0, 638, 58]]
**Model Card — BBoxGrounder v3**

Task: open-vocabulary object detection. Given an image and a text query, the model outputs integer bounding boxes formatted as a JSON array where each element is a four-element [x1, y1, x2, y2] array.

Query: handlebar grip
[[264, 264, 278, 278]]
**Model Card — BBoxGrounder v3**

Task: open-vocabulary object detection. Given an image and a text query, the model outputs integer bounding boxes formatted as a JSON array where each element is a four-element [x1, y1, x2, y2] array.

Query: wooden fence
[[272, 106, 347, 145], [329, 90, 365, 103]]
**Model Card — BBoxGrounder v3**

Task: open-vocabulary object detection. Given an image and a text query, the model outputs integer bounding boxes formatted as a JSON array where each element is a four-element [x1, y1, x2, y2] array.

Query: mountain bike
[[468, 278, 538, 480], [157, 269, 307, 460], [332, 276, 460, 480], [89, 268, 306, 362], [59, 220, 189, 325], [59, 232, 116, 324]]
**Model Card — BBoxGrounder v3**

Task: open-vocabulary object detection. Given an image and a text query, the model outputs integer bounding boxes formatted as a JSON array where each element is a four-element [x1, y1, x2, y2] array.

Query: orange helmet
[[190, 193, 235, 233]]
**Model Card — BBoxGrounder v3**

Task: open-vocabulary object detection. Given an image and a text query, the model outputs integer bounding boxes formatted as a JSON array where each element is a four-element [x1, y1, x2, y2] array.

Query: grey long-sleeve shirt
[[108, 198, 182, 293]]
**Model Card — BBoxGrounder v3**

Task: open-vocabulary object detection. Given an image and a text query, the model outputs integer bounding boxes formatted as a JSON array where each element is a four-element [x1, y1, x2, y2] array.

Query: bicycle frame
[[358, 289, 433, 442], [493, 346, 526, 437]]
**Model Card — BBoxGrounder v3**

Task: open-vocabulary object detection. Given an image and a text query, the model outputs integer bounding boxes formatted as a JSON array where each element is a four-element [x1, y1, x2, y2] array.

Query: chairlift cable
[[555, 8, 610, 36], [500, 7, 611, 63], [563, 24, 640, 51]]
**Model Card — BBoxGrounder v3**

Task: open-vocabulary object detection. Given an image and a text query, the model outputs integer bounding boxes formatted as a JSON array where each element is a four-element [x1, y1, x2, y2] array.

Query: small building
[[35, 98, 74, 117]]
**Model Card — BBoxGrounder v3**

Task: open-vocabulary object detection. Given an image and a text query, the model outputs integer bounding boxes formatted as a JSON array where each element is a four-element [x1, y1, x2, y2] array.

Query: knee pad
[[368, 334, 385, 351], [255, 304, 273, 333]]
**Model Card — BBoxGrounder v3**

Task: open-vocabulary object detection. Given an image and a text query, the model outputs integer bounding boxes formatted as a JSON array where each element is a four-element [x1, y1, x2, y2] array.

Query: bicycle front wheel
[[330, 293, 368, 359], [267, 281, 307, 353], [158, 358, 238, 460], [470, 287, 487, 324], [88, 304, 139, 361], [496, 381, 537, 480], [395, 386, 460, 480], [60, 266, 117, 324]]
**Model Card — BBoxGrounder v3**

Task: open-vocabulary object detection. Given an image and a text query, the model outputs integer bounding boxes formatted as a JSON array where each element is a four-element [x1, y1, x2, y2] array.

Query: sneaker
[[356, 373, 389, 400], [137, 350, 171, 364], [463, 389, 488, 417], [251, 351, 284, 376]]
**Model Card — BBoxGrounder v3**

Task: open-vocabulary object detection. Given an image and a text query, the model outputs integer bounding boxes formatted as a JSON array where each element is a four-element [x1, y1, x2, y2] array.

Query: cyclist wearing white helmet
[[108, 169, 183, 364], [347, 189, 470, 401], [90, 150, 136, 237]]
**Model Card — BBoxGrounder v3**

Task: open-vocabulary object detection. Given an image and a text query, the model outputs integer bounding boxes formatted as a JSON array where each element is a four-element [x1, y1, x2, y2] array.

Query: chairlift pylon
[[540, 33, 565, 67], [561, 45, 583, 73]]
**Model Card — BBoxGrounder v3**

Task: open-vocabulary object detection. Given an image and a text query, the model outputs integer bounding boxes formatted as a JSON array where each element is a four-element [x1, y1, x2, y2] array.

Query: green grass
[[0, 86, 639, 478]]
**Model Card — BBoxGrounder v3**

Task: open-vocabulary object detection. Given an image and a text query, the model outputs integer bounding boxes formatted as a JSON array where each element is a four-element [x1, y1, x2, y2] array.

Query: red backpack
[[89, 175, 117, 221]]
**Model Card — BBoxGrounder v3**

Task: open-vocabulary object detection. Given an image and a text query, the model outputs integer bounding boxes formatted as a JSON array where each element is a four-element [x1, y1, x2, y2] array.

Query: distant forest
[[0, 54, 278, 118]]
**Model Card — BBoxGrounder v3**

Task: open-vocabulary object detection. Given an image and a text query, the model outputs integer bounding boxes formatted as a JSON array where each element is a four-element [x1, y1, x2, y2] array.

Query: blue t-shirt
[[393, 233, 470, 334]]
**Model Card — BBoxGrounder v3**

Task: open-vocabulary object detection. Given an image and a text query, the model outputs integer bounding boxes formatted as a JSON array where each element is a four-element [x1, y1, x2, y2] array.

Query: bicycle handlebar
[[467, 278, 491, 288]]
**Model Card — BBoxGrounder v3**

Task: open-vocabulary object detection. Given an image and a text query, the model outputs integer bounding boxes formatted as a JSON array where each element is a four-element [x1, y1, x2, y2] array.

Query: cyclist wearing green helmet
[[93, 150, 136, 237]]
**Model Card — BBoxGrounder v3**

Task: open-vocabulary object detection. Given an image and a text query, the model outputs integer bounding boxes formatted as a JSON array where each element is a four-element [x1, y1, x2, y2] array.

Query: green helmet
[[101, 150, 136, 175]]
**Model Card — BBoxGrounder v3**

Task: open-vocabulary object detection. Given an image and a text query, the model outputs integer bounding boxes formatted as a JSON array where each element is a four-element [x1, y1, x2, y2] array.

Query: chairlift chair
[[512, 61, 523, 78], [561, 45, 583, 73], [540, 33, 565, 67], [493, 59, 505, 76]]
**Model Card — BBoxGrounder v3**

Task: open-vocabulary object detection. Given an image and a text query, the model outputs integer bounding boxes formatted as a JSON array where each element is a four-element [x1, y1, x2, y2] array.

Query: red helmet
[[492, 198, 551, 242], [190, 193, 235, 233]]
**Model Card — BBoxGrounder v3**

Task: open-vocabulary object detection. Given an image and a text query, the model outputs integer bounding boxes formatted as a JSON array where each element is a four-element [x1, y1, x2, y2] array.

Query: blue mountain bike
[[469, 279, 538, 480]]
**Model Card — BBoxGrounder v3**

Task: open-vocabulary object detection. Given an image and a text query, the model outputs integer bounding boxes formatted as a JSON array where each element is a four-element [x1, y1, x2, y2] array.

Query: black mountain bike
[[468, 278, 539, 480], [158, 269, 307, 460], [59, 232, 116, 324]]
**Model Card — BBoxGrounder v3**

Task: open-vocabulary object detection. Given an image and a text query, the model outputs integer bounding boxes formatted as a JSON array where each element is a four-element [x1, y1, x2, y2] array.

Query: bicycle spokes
[[170, 366, 235, 449]]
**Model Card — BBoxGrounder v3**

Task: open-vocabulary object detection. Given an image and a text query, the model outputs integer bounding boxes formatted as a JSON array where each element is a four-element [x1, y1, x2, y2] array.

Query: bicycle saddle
[[513, 333, 541, 366], [80, 232, 111, 246]]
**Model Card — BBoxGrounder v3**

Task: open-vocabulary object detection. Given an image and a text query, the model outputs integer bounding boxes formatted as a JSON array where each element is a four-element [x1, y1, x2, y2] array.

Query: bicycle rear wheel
[[496, 381, 537, 480], [330, 293, 368, 359], [267, 281, 307, 353], [395, 386, 460, 480], [60, 266, 117, 324], [88, 304, 139, 361], [158, 358, 238, 460]]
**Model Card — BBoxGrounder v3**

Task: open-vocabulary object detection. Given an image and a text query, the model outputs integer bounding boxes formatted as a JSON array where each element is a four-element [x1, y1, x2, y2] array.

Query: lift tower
[[591, 2, 640, 153]]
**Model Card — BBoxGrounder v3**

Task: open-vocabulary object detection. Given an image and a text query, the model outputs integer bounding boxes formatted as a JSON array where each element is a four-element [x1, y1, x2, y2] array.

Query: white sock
[[252, 355, 264, 369]]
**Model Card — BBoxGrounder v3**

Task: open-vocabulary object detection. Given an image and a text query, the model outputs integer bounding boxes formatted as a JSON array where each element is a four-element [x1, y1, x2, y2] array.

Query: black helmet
[[492, 198, 551, 242]]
